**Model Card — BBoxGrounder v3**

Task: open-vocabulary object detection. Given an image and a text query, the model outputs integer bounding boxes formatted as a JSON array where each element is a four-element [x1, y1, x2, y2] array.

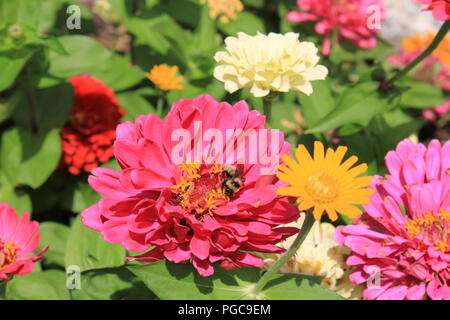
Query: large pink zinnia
[[287, 0, 385, 55], [418, 0, 450, 21], [335, 139, 450, 300], [81, 95, 299, 276], [0, 203, 47, 281]]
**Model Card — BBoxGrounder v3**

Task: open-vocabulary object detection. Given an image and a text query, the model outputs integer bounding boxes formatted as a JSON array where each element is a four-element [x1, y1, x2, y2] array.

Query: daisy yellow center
[[0, 239, 19, 271], [171, 164, 230, 220], [405, 208, 450, 253], [305, 173, 340, 204]]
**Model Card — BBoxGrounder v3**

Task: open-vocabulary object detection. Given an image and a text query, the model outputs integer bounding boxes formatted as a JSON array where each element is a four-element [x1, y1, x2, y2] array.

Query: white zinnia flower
[[214, 32, 328, 98], [264, 214, 362, 299]]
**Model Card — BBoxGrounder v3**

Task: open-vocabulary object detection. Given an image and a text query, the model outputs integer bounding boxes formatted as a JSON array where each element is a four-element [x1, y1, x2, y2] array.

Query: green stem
[[251, 212, 315, 297], [263, 97, 273, 126], [156, 96, 164, 117], [389, 21, 450, 85]]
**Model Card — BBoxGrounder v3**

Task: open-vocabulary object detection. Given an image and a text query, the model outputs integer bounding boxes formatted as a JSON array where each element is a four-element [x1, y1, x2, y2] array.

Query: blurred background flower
[[60, 74, 125, 175], [146, 64, 185, 91], [287, 0, 386, 55], [264, 214, 362, 299], [214, 32, 328, 97], [199, 0, 244, 23]]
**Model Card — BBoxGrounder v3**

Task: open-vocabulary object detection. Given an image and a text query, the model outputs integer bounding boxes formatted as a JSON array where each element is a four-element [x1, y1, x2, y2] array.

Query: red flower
[[61, 75, 125, 175]]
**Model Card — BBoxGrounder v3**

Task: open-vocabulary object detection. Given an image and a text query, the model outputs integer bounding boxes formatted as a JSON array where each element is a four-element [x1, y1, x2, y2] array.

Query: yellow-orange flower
[[200, 0, 244, 23], [146, 64, 184, 91], [402, 32, 450, 69], [276, 141, 374, 221]]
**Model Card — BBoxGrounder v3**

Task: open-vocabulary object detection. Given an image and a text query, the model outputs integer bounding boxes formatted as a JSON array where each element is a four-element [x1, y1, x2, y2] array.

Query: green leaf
[[400, 81, 445, 109], [92, 54, 145, 91], [263, 273, 343, 300], [61, 181, 102, 213], [65, 215, 126, 271], [117, 91, 156, 122], [38, 222, 70, 267], [298, 79, 335, 128], [0, 49, 35, 92], [128, 261, 261, 300], [0, 181, 32, 214], [125, 18, 171, 55], [42, 37, 69, 56], [128, 261, 343, 300], [0, 127, 62, 189], [69, 266, 155, 300], [13, 82, 74, 132], [217, 12, 265, 36], [0, 89, 21, 123], [306, 81, 401, 133], [190, 5, 217, 55], [48, 35, 112, 78], [6, 270, 69, 300]]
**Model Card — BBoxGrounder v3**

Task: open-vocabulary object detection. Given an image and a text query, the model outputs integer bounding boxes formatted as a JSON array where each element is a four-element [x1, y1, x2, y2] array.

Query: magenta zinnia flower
[[0, 203, 47, 281], [418, 0, 450, 21], [335, 139, 450, 300], [287, 0, 385, 55], [81, 95, 299, 276]]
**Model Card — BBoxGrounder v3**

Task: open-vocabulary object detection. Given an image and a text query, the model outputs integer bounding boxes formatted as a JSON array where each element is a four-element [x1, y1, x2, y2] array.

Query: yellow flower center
[[0, 240, 19, 272], [405, 208, 450, 253], [305, 173, 340, 204], [171, 163, 230, 220]]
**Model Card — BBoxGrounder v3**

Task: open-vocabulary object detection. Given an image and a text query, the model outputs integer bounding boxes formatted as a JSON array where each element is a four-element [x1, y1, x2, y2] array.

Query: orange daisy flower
[[145, 64, 184, 91]]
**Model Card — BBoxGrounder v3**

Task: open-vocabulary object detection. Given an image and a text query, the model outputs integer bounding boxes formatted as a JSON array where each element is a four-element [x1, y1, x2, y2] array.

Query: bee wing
[[235, 164, 245, 181]]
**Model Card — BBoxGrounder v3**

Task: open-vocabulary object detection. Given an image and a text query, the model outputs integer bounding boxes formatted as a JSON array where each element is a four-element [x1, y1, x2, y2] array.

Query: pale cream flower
[[264, 214, 362, 299], [200, 0, 244, 23], [214, 32, 328, 98]]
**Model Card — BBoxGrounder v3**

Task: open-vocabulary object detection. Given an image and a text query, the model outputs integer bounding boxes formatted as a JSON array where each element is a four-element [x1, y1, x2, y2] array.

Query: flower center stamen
[[0, 240, 19, 271], [305, 173, 340, 204], [405, 208, 450, 253], [171, 163, 231, 220]]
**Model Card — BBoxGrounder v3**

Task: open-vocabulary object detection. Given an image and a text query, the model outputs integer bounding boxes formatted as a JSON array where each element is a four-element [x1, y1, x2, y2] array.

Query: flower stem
[[263, 98, 272, 126], [251, 212, 315, 297], [389, 20, 450, 85], [156, 96, 164, 117]]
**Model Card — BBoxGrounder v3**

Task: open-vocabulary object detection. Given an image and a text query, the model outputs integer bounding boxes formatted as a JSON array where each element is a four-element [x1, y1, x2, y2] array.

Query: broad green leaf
[[298, 79, 335, 128], [190, 5, 217, 55], [128, 261, 261, 300], [128, 260, 343, 300], [38, 222, 70, 267], [0, 89, 21, 123], [263, 273, 343, 300], [125, 18, 171, 55], [400, 81, 445, 109], [218, 12, 265, 36], [69, 266, 155, 300], [0, 127, 62, 189], [117, 91, 156, 121], [0, 49, 35, 92], [61, 181, 102, 213], [13, 82, 74, 132], [6, 270, 69, 300], [306, 81, 401, 133], [65, 215, 126, 271], [0, 180, 32, 214], [48, 35, 112, 78], [92, 54, 145, 91]]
